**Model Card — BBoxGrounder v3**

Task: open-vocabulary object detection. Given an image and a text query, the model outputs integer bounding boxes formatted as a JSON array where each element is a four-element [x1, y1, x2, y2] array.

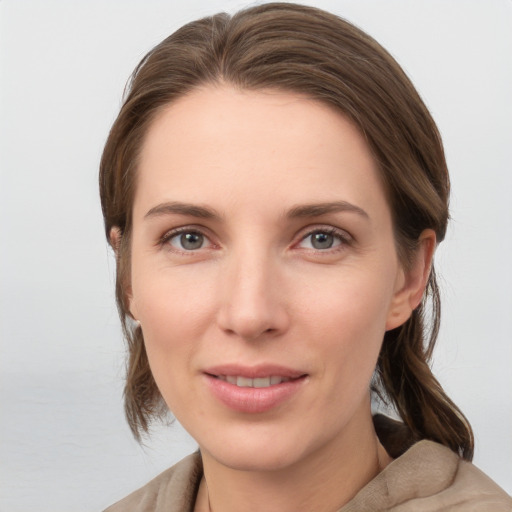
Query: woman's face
[[128, 86, 413, 472]]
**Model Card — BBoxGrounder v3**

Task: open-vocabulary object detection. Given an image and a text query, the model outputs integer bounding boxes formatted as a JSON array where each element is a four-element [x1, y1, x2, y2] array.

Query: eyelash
[[159, 225, 352, 254], [296, 227, 352, 252], [159, 227, 215, 254]]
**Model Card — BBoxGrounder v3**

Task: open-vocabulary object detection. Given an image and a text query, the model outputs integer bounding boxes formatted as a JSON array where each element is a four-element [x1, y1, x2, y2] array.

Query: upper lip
[[203, 364, 307, 379]]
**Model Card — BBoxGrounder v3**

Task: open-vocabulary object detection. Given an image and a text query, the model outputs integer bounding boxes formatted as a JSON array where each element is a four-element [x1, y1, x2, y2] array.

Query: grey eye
[[311, 232, 335, 249], [170, 232, 205, 250], [298, 230, 343, 250]]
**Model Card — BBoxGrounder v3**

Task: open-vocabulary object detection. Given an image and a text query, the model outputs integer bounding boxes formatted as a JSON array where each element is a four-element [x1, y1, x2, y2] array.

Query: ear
[[109, 227, 122, 255], [109, 227, 138, 320], [386, 229, 437, 331]]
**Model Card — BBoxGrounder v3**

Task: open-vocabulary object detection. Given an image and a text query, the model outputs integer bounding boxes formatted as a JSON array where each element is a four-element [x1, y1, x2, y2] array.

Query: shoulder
[[343, 440, 512, 511], [395, 441, 512, 510], [103, 452, 202, 512], [367, 414, 512, 510], [448, 456, 512, 511], [348, 441, 512, 512]]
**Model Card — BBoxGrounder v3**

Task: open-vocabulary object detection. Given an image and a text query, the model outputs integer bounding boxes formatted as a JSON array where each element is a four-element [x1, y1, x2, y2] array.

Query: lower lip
[[204, 375, 306, 414]]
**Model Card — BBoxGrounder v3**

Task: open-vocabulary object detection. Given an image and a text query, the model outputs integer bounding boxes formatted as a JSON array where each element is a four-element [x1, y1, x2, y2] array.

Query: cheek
[[132, 259, 218, 330], [296, 264, 396, 338], [297, 267, 395, 381], [130, 265, 219, 392]]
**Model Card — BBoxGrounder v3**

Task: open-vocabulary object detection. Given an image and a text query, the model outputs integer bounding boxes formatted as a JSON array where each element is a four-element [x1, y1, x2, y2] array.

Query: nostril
[[216, 280, 290, 340], [220, 321, 281, 341]]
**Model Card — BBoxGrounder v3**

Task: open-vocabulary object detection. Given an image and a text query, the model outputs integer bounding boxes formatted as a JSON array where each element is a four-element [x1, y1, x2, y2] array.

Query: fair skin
[[115, 86, 435, 512]]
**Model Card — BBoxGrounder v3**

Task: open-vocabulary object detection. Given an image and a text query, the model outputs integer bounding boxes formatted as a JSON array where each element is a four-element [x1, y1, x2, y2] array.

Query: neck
[[197, 409, 391, 512]]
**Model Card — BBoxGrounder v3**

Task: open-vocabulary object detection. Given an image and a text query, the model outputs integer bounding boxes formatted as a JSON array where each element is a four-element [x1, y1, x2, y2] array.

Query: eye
[[167, 230, 210, 251], [298, 229, 347, 250]]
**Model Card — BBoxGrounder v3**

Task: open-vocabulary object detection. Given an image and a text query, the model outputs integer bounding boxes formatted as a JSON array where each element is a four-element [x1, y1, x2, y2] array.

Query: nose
[[216, 248, 290, 341]]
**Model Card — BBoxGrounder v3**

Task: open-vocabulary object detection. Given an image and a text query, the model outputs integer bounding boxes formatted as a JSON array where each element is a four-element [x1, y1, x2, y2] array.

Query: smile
[[204, 368, 307, 413], [216, 375, 291, 388]]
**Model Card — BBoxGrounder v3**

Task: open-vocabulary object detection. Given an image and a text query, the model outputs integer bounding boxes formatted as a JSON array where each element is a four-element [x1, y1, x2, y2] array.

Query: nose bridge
[[217, 240, 287, 340]]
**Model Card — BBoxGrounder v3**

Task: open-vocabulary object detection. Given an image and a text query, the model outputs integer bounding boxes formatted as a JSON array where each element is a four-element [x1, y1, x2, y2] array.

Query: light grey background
[[1, 1, 511, 510]]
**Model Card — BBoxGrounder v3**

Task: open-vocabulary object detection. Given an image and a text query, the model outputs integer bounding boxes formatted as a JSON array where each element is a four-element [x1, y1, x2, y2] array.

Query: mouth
[[213, 375, 293, 388], [203, 366, 308, 413]]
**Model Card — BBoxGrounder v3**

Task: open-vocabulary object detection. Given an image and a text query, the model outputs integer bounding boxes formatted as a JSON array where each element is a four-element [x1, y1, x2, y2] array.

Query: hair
[[99, 2, 473, 459]]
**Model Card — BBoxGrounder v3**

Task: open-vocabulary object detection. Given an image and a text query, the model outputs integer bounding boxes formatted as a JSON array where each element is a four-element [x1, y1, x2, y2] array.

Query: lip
[[204, 364, 306, 379], [203, 364, 308, 414]]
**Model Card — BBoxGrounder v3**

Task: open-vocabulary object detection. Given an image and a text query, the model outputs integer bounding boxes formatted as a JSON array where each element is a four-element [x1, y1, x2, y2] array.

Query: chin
[[206, 443, 305, 473], [197, 420, 329, 474]]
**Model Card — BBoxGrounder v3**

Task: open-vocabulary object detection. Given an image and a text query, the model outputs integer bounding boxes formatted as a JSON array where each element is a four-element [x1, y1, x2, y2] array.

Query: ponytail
[[376, 269, 474, 460]]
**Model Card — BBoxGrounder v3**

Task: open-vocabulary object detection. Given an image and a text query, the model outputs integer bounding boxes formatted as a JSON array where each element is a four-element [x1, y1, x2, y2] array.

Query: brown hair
[[100, 2, 473, 459]]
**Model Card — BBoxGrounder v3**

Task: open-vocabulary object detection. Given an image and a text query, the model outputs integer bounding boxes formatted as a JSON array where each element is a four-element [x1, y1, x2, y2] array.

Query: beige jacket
[[104, 442, 511, 511], [105, 414, 511, 512]]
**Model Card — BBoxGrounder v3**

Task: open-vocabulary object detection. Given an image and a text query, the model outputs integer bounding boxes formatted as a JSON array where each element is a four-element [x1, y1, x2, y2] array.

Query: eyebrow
[[144, 200, 368, 222], [144, 201, 221, 220], [286, 201, 369, 220]]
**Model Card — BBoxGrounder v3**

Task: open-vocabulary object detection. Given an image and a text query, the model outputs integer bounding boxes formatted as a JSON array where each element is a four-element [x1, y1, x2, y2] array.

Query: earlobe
[[385, 229, 437, 331], [129, 300, 139, 324], [109, 227, 122, 255], [109, 226, 138, 320]]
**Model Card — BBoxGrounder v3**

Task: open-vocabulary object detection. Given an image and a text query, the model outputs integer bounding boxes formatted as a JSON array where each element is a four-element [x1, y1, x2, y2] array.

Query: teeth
[[218, 375, 291, 388], [270, 376, 283, 385], [253, 377, 271, 388], [236, 376, 253, 387]]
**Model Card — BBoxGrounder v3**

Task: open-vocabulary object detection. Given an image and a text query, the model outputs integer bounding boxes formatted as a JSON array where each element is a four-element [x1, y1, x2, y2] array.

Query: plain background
[[1, 0, 511, 510]]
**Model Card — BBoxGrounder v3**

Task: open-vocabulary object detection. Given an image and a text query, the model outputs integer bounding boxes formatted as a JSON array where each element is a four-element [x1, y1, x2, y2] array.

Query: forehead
[[134, 85, 389, 221]]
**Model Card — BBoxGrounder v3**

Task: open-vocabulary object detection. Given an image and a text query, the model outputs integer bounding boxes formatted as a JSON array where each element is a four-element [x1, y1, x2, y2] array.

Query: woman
[[100, 3, 511, 510]]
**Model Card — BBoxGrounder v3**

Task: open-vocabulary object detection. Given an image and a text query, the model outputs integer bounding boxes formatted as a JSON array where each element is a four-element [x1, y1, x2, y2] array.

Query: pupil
[[312, 232, 333, 249], [181, 233, 203, 250]]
